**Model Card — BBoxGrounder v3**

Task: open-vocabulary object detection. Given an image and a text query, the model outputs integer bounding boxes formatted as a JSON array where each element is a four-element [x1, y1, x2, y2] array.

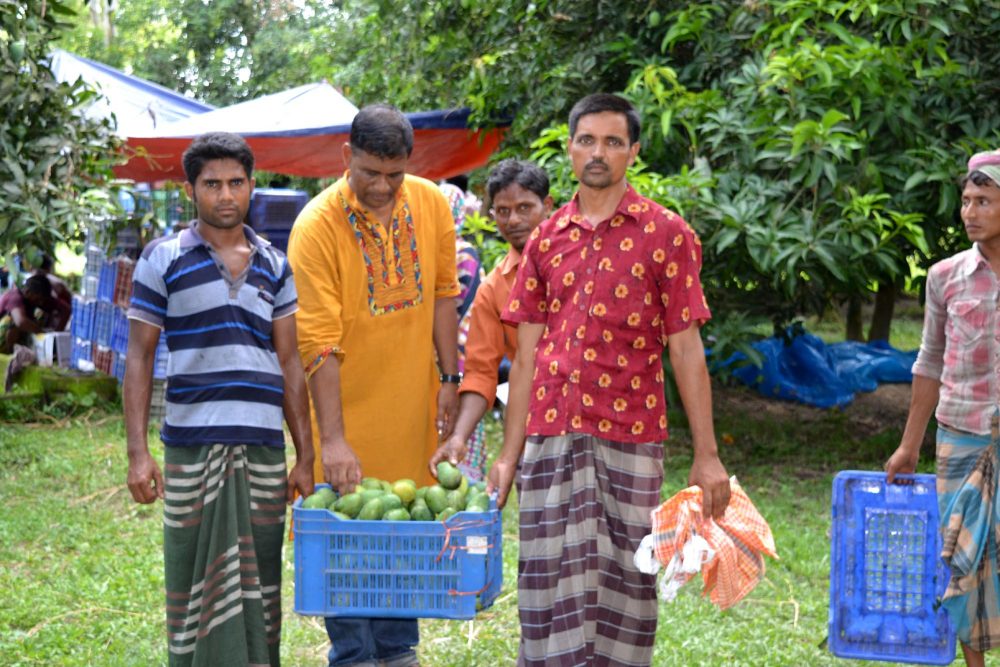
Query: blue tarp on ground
[[726, 334, 917, 409]]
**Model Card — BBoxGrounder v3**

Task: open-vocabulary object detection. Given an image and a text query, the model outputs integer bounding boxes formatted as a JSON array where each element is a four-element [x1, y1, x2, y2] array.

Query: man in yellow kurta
[[287, 104, 460, 667]]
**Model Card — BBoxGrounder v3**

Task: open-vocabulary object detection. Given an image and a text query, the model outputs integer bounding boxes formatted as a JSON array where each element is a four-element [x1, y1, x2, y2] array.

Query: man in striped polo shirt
[[124, 132, 315, 667]]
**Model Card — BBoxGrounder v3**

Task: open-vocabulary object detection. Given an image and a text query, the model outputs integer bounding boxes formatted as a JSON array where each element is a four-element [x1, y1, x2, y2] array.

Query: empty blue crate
[[71, 298, 95, 341], [69, 336, 92, 370], [92, 301, 115, 347], [97, 260, 118, 303], [112, 351, 126, 383], [109, 307, 129, 355], [293, 484, 502, 620], [829, 470, 955, 665]]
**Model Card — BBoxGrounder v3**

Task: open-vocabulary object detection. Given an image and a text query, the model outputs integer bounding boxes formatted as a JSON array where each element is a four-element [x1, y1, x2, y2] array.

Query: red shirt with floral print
[[502, 184, 711, 444]]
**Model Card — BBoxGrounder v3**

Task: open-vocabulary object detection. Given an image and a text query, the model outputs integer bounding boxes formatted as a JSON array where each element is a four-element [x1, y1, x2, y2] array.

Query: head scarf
[[438, 182, 466, 230], [968, 150, 1000, 188]]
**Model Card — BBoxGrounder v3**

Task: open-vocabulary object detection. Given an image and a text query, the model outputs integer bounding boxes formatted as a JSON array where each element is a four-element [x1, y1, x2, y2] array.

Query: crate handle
[[884, 483, 910, 505]]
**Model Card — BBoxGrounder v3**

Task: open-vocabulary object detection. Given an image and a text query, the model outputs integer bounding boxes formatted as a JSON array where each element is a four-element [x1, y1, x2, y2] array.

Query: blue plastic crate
[[70, 297, 81, 338], [93, 301, 115, 347], [112, 351, 126, 383], [109, 307, 129, 355], [829, 470, 955, 665], [69, 336, 93, 371], [71, 298, 95, 342], [97, 260, 118, 303], [293, 484, 503, 620]]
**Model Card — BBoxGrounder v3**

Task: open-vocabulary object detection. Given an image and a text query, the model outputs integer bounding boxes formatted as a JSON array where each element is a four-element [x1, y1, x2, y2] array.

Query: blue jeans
[[325, 617, 419, 666]]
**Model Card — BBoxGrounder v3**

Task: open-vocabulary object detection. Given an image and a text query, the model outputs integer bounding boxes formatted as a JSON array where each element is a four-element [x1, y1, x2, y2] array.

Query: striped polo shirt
[[128, 224, 297, 447]]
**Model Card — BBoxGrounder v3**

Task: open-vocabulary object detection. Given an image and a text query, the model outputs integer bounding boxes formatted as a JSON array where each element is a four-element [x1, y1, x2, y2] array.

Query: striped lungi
[[163, 444, 287, 667], [937, 418, 1000, 652], [518, 434, 663, 667]]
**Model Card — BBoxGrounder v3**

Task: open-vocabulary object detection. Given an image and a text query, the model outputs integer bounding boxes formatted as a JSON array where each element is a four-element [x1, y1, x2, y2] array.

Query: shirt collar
[[498, 248, 522, 275], [179, 222, 269, 251], [963, 243, 992, 277], [561, 183, 643, 229]]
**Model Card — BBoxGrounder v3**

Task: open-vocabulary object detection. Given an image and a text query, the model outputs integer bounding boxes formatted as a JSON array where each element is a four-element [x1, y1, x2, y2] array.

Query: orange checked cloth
[[634, 477, 778, 610]]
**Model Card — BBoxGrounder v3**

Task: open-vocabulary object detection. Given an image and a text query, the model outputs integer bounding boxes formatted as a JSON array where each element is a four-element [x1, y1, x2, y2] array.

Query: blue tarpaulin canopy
[[117, 83, 508, 182], [50, 51, 510, 183], [49, 49, 214, 136]]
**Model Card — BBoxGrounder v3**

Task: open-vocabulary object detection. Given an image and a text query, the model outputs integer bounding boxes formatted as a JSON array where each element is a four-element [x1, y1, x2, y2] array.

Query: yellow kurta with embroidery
[[288, 174, 459, 486]]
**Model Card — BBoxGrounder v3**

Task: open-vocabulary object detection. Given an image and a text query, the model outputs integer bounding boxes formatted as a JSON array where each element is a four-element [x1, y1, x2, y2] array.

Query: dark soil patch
[[713, 381, 914, 439]]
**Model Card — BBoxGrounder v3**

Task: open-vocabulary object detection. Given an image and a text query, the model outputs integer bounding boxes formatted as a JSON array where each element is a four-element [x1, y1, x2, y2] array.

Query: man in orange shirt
[[430, 160, 552, 471], [289, 104, 460, 667]]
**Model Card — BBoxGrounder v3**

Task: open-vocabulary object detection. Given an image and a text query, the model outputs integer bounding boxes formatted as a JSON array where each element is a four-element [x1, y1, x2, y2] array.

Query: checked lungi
[[937, 417, 1000, 653], [163, 444, 287, 667], [517, 434, 663, 667]]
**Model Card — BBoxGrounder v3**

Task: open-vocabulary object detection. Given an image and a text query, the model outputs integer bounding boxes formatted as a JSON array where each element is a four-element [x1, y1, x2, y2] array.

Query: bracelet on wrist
[[439, 373, 463, 384]]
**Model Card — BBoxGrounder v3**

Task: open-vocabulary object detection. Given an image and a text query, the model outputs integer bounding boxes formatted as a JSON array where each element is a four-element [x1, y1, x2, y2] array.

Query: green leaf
[[903, 172, 928, 192], [660, 109, 673, 139]]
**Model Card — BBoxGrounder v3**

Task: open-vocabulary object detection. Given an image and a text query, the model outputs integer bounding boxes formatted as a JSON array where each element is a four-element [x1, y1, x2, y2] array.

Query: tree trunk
[[867, 282, 896, 343], [845, 297, 864, 341]]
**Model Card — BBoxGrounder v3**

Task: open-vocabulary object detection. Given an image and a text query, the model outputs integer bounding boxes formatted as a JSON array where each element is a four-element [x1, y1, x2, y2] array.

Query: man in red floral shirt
[[488, 93, 731, 666]]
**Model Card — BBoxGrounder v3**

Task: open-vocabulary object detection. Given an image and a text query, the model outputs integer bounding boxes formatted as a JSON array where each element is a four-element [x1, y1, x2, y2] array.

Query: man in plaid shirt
[[886, 149, 1000, 667]]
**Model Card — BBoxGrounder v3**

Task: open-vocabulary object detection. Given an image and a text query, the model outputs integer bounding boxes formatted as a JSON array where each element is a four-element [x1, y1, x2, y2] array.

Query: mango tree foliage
[[0, 0, 120, 257], [59, 0, 1000, 341], [620, 0, 1000, 338], [61, 0, 342, 106]]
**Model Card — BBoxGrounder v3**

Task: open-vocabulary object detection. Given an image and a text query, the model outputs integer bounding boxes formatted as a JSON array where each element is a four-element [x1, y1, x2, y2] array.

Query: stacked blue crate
[[110, 307, 129, 355], [112, 353, 127, 382], [70, 297, 95, 370], [69, 336, 93, 370], [82, 242, 105, 299], [97, 259, 118, 303], [93, 300, 115, 348], [71, 298, 95, 341]]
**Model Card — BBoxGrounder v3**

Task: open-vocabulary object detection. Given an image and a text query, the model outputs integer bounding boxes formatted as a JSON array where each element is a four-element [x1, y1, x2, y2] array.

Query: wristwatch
[[439, 373, 463, 384]]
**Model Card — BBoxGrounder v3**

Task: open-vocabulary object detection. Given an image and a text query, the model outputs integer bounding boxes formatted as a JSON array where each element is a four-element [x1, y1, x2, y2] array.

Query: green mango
[[357, 497, 385, 521], [410, 505, 434, 522], [436, 507, 458, 521], [384, 508, 411, 521], [301, 493, 328, 509], [359, 488, 386, 504], [466, 495, 490, 512], [334, 492, 363, 518], [446, 489, 466, 511], [436, 461, 463, 490], [380, 493, 403, 512], [425, 485, 449, 514]]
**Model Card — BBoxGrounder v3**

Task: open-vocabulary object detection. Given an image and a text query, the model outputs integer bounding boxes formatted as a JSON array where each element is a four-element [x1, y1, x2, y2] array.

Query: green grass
[[0, 396, 981, 666], [748, 299, 925, 352]]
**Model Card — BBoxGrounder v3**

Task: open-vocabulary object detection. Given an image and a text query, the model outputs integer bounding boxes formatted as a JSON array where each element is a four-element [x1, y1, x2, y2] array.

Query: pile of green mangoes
[[300, 461, 491, 521]]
